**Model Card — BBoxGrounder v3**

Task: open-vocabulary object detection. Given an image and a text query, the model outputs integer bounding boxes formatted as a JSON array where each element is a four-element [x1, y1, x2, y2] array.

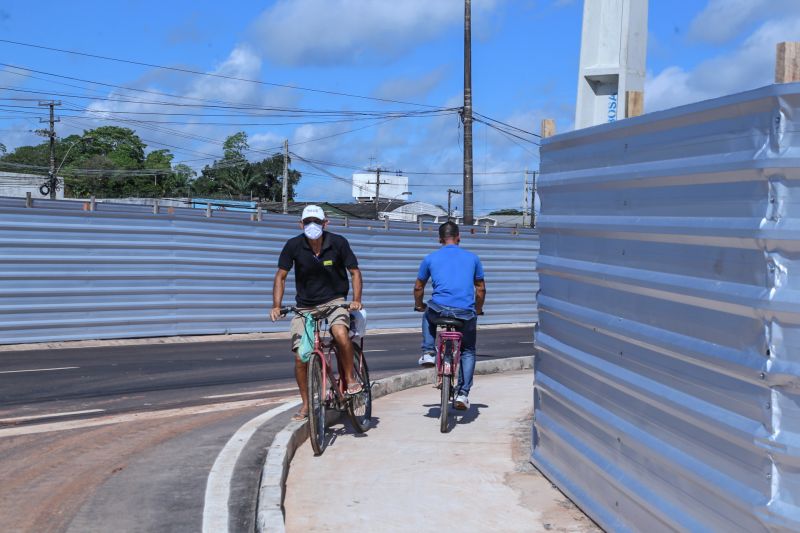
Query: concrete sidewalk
[[282, 370, 599, 533]]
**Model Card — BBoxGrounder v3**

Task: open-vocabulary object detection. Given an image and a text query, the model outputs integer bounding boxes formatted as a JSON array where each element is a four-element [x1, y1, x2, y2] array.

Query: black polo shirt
[[278, 231, 359, 307]]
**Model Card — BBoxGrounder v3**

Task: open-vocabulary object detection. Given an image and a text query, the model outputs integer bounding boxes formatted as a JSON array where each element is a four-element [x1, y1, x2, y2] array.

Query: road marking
[[202, 387, 297, 399], [518, 341, 534, 344], [0, 409, 105, 424], [364, 349, 388, 352], [0, 396, 290, 438], [202, 399, 301, 533], [0, 366, 79, 374]]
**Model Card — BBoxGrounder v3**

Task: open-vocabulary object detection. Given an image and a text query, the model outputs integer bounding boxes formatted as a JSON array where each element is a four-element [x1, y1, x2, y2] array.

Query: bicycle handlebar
[[279, 303, 352, 317]]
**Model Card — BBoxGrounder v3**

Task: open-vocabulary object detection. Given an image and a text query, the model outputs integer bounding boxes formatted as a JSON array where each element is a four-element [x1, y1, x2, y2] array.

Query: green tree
[[488, 208, 523, 216], [249, 153, 301, 201], [82, 126, 146, 169]]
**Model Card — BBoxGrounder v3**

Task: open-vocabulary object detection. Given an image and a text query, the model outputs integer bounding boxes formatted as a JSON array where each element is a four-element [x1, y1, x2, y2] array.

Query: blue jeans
[[421, 301, 477, 397]]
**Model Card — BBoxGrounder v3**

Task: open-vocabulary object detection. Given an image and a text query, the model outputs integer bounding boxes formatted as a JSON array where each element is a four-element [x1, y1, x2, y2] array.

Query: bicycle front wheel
[[347, 342, 372, 433], [307, 353, 327, 456]]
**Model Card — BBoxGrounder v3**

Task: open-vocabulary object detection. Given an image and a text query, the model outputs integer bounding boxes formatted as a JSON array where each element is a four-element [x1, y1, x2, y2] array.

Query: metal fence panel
[[534, 82, 800, 532], [0, 198, 538, 344]]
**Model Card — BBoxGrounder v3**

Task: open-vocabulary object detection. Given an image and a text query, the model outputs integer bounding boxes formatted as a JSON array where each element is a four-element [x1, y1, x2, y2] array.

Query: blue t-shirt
[[417, 244, 485, 311]]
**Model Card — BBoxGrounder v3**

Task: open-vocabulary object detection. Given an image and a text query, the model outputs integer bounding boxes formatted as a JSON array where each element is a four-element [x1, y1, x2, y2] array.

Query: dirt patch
[[0, 408, 254, 532], [506, 409, 603, 532]]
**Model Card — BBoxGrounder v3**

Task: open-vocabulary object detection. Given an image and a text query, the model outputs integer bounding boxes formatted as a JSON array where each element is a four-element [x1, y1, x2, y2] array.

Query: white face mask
[[304, 222, 323, 240]]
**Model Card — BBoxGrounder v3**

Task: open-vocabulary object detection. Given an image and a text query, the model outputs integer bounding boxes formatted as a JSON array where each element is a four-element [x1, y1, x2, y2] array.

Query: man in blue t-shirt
[[413, 221, 486, 410]]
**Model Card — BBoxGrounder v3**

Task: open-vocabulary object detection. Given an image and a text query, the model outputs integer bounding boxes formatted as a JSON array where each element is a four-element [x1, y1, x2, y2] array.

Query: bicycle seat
[[433, 317, 465, 329]]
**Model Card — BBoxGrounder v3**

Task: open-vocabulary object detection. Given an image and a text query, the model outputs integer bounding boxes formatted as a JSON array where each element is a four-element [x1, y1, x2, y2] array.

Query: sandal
[[292, 409, 308, 421]]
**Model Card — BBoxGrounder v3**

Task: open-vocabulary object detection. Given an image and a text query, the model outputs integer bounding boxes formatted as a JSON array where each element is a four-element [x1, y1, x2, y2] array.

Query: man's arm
[[474, 279, 486, 315], [349, 267, 363, 311], [270, 269, 289, 321], [414, 278, 427, 311]]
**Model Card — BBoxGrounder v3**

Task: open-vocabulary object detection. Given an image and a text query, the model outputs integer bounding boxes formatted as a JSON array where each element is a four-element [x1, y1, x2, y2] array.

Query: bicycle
[[432, 316, 464, 433], [280, 303, 372, 456]]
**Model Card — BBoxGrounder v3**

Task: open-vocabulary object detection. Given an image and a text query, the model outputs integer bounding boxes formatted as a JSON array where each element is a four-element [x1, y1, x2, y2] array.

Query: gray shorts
[[290, 298, 349, 354]]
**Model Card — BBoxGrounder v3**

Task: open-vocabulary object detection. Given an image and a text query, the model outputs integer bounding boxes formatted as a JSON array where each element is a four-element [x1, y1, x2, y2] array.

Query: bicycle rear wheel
[[307, 353, 327, 456], [440, 367, 451, 433], [347, 342, 372, 433]]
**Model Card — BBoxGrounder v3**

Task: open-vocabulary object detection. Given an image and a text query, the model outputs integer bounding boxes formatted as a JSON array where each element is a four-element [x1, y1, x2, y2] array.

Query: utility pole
[[367, 167, 391, 219], [447, 188, 461, 221], [525, 169, 537, 228], [282, 139, 289, 214], [39, 100, 61, 199], [522, 170, 529, 227], [373, 167, 382, 219], [462, 0, 474, 225]]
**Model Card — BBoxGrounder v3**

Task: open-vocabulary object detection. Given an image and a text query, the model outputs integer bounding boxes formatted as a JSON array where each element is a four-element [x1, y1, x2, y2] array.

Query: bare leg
[[331, 325, 357, 390], [294, 355, 309, 416]]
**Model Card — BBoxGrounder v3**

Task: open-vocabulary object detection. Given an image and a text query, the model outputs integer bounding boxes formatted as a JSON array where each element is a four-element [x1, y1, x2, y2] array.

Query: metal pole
[[463, 0, 474, 225], [282, 139, 289, 214]]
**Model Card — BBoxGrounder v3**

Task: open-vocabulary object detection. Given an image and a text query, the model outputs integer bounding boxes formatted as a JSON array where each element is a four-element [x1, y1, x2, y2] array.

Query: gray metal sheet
[[0, 198, 538, 344], [534, 82, 800, 532]]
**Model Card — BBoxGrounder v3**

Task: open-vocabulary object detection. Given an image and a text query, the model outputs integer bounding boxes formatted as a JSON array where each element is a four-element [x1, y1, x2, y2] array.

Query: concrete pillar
[[574, 0, 648, 129]]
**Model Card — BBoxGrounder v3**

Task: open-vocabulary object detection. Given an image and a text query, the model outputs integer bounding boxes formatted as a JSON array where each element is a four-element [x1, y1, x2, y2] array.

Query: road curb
[[255, 355, 534, 533]]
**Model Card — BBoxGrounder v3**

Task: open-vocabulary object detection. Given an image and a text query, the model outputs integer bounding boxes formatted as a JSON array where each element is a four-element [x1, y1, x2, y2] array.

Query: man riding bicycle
[[413, 221, 486, 410], [270, 205, 363, 421]]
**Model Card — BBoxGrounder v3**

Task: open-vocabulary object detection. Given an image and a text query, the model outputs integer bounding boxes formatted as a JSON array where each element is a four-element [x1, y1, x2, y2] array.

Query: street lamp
[[382, 191, 412, 220]]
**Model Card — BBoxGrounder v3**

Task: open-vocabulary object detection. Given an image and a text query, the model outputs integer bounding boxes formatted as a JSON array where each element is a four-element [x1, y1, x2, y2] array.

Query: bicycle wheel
[[440, 363, 451, 433], [347, 342, 372, 433], [307, 353, 327, 456]]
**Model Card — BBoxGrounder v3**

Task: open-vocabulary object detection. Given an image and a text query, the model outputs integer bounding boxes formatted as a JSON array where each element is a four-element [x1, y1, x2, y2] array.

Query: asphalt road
[[0, 326, 534, 532], [0, 326, 535, 423]]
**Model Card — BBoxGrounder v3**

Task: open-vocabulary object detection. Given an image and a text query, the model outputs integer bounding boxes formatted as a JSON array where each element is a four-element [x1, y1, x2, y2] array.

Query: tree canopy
[[488, 208, 523, 216], [192, 131, 300, 200], [0, 129, 300, 200]]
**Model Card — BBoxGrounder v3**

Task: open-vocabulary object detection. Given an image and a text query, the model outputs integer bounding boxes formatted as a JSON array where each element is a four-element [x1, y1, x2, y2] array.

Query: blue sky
[[1, 0, 798, 215]]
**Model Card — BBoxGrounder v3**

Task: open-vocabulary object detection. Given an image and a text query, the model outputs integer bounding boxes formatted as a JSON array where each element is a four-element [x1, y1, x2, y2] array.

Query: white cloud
[[688, 0, 800, 44], [250, 0, 503, 67], [183, 45, 263, 104], [647, 15, 800, 112], [372, 66, 449, 102]]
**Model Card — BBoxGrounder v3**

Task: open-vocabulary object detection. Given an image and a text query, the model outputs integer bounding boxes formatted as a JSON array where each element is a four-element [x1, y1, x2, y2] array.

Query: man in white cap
[[270, 205, 363, 420]]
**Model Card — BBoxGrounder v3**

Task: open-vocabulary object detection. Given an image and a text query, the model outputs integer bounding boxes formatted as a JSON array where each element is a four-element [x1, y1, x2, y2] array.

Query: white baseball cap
[[301, 204, 326, 221]]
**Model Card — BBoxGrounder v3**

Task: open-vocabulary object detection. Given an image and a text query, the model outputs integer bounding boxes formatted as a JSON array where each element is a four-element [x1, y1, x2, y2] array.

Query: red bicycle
[[280, 304, 372, 455], [432, 317, 464, 433]]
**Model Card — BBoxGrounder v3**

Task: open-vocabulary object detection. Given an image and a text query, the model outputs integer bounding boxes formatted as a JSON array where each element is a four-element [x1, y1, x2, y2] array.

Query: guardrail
[[0, 197, 538, 344], [534, 82, 800, 531]]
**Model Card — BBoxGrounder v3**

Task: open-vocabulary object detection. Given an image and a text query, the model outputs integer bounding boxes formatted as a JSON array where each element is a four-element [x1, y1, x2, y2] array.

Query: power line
[[0, 39, 443, 108]]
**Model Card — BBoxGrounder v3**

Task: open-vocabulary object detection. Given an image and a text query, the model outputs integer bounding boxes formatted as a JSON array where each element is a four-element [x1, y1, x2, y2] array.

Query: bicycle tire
[[347, 342, 372, 433], [440, 368, 450, 433], [307, 353, 327, 456]]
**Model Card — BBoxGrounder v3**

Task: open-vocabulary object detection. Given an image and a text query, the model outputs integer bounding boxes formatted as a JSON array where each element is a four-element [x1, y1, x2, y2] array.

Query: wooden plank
[[625, 91, 644, 118], [541, 119, 556, 138], [776, 42, 800, 83]]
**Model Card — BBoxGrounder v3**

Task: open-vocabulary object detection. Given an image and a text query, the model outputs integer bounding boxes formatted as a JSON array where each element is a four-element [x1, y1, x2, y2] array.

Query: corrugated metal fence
[[0, 197, 538, 345], [534, 82, 800, 531]]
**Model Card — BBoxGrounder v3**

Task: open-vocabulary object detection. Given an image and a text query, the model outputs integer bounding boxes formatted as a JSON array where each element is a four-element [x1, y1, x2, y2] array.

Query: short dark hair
[[439, 221, 460, 240]]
